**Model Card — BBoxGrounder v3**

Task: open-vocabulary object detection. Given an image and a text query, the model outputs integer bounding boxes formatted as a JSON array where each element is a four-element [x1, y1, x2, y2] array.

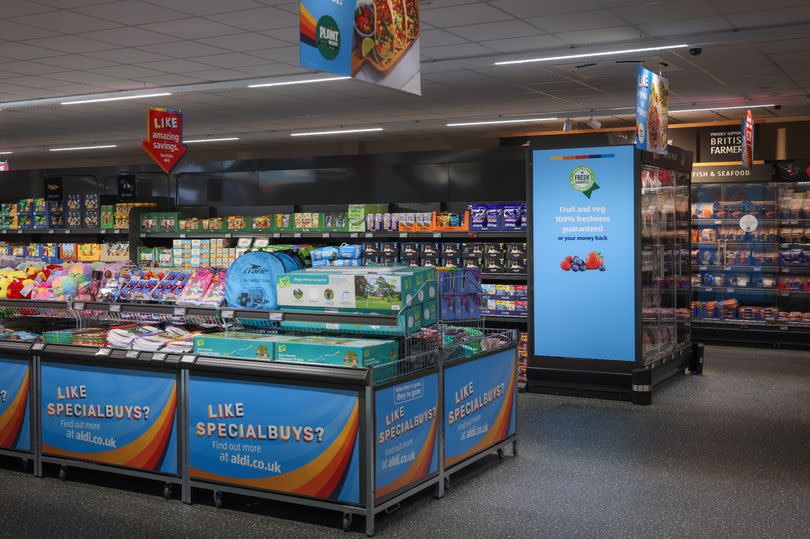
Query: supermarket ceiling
[[2, 0, 810, 164]]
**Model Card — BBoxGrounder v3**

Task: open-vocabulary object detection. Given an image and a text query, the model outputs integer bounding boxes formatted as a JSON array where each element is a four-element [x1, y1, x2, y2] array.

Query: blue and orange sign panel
[[41, 363, 178, 474], [375, 373, 438, 501], [0, 358, 31, 452], [188, 376, 361, 504], [444, 349, 517, 467]]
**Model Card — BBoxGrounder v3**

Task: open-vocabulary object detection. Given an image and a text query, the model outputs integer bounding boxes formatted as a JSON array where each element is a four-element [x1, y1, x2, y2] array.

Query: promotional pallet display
[[0, 285, 518, 535]]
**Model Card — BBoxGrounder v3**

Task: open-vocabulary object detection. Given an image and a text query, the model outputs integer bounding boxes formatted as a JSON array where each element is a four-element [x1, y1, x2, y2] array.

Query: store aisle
[[1, 346, 808, 539]]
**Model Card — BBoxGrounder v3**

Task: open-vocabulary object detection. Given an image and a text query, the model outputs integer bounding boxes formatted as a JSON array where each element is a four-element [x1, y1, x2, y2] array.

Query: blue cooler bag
[[225, 251, 286, 309]]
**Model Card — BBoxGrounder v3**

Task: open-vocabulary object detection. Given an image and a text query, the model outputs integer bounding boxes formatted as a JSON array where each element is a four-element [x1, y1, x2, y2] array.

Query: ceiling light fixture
[[0, 152, 12, 155], [290, 127, 383, 137], [495, 44, 689, 65], [562, 119, 574, 132], [670, 104, 776, 113], [446, 117, 558, 127], [49, 145, 117, 152], [586, 118, 602, 129], [184, 137, 240, 143], [60, 93, 171, 105], [249, 76, 350, 88]]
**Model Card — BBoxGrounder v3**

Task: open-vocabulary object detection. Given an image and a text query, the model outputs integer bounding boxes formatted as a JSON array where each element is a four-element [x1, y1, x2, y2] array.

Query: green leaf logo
[[316, 16, 340, 60], [569, 166, 600, 198]]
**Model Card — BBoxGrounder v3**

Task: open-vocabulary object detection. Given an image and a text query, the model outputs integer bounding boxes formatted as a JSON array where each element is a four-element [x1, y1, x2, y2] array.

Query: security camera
[[689, 47, 702, 56]]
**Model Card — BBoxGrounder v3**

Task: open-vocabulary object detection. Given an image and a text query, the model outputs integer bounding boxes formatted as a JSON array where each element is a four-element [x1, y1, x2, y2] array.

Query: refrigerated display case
[[527, 137, 700, 405], [690, 181, 810, 346]]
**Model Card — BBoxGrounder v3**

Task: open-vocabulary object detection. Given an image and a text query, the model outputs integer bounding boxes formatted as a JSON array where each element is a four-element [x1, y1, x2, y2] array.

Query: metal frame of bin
[[34, 345, 185, 500]]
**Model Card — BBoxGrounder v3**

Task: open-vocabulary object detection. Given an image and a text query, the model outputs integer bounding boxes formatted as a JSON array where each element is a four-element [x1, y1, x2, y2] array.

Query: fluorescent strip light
[[0, 152, 12, 155], [249, 76, 350, 88], [447, 117, 558, 127], [290, 127, 383, 137], [184, 137, 239, 143], [671, 104, 776, 113], [49, 145, 117, 152], [61, 92, 171, 105], [495, 44, 689, 65]]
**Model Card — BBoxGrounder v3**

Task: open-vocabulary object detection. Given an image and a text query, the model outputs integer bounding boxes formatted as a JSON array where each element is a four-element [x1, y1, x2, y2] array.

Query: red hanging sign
[[141, 107, 187, 174], [741, 110, 754, 169]]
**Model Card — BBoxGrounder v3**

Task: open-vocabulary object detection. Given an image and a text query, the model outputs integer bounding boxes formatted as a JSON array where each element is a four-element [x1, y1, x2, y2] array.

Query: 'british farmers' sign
[[141, 107, 187, 174]]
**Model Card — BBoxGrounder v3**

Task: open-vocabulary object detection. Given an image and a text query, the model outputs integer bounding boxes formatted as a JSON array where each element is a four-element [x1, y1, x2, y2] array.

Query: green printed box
[[272, 335, 398, 368], [421, 300, 438, 326], [193, 332, 275, 360], [277, 267, 427, 312]]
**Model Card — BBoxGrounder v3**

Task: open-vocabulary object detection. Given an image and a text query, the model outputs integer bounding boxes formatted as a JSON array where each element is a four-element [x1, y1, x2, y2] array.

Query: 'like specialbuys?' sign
[[141, 107, 187, 174]]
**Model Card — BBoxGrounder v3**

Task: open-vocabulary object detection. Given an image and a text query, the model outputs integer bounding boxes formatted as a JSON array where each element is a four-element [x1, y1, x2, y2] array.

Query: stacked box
[[179, 217, 201, 232], [193, 332, 276, 360], [0, 203, 18, 230], [202, 217, 224, 232], [158, 212, 179, 233], [293, 212, 323, 232], [273, 335, 397, 368], [248, 215, 273, 231], [82, 194, 100, 229], [323, 211, 349, 232], [226, 215, 247, 232], [138, 247, 157, 266], [100, 205, 115, 229], [115, 202, 157, 230]]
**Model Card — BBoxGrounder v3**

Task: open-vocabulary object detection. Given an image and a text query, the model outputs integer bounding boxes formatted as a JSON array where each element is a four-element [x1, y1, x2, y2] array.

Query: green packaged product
[[193, 332, 275, 360], [273, 335, 397, 368]]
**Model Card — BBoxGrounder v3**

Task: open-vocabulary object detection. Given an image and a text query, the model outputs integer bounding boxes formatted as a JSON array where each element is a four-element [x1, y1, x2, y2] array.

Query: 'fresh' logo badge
[[569, 166, 600, 199]]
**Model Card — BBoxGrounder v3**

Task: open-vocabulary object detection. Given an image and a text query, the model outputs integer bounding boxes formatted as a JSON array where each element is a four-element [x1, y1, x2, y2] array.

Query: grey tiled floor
[[1, 346, 808, 538]]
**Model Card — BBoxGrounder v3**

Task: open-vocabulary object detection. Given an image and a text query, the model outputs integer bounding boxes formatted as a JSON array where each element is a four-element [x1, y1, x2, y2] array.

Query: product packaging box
[[274, 213, 292, 232], [158, 212, 179, 233], [140, 213, 158, 232], [202, 217, 225, 232], [193, 332, 276, 360], [226, 215, 247, 232], [83, 209, 100, 229], [249, 215, 273, 231], [273, 335, 398, 368], [83, 194, 99, 212], [277, 266, 434, 312], [66, 210, 82, 229], [179, 217, 202, 232], [100, 205, 115, 229], [65, 195, 81, 212]]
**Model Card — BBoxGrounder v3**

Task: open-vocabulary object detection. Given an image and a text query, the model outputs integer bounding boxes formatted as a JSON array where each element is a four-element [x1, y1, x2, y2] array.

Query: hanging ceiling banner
[[299, 0, 422, 95], [635, 66, 669, 155], [141, 107, 187, 175], [742, 110, 754, 169]]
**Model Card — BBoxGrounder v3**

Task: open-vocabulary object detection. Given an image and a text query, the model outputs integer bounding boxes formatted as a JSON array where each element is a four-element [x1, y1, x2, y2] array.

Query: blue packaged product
[[225, 251, 286, 309], [311, 246, 338, 262], [485, 205, 503, 230], [338, 243, 362, 259], [273, 251, 300, 272], [312, 259, 330, 267], [469, 204, 487, 231], [503, 204, 521, 230], [333, 259, 361, 267]]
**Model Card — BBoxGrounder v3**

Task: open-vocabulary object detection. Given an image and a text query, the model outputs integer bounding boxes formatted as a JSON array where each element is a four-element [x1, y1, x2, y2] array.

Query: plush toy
[[0, 275, 12, 299], [7, 278, 35, 299]]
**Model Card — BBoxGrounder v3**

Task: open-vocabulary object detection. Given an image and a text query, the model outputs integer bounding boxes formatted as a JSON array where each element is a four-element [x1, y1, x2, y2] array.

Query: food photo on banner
[[40, 364, 178, 474], [300, 0, 421, 95], [444, 349, 516, 466], [188, 376, 361, 504], [374, 373, 438, 501], [0, 358, 31, 451], [636, 66, 669, 155]]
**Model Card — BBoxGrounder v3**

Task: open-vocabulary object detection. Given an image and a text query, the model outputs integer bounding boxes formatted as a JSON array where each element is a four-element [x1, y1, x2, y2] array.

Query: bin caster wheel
[[163, 483, 173, 500], [213, 491, 223, 509], [341, 512, 353, 532], [512, 440, 518, 456], [497, 448, 505, 461], [58, 466, 67, 481], [443, 476, 451, 491]]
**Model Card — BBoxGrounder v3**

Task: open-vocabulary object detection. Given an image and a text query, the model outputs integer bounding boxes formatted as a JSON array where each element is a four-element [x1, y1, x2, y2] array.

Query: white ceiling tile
[[262, 26, 299, 44], [81, 27, 180, 46], [87, 48, 168, 64], [0, 61, 66, 76], [422, 42, 493, 61], [232, 63, 309, 76], [639, 17, 735, 37], [0, 43, 66, 60], [145, 0, 264, 16], [11, 10, 121, 33], [0, 1, 54, 17], [74, 1, 189, 25], [35, 35, 117, 54], [489, 0, 602, 18], [247, 46, 299, 64], [421, 3, 513, 27], [204, 6, 299, 31], [554, 26, 644, 46], [726, 6, 810, 28], [41, 71, 130, 85], [5, 75, 85, 90], [448, 19, 540, 41], [420, 29, 469, 48], [0, 20, 56, 40], [480, 34, 567, 53], [30, 0, 111, 7], [138, 41, 230, 59], [196, 52, 271, 68], [35, 54, 118, 70], [138, 59, 219, 73], [93, 65, 169, 79], [528, 10, 627, 34], [179, 68, 251, 80], [134, 74, 210, 85], [142, 18, 243, 39], [198, 33, 286, 51]]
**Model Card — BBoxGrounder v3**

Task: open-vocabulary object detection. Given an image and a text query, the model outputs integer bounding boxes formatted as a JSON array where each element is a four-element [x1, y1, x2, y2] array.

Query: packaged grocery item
[[193, 332, 275, 360], [273, 335, 397, 367], [225, 251, 286, 309]]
